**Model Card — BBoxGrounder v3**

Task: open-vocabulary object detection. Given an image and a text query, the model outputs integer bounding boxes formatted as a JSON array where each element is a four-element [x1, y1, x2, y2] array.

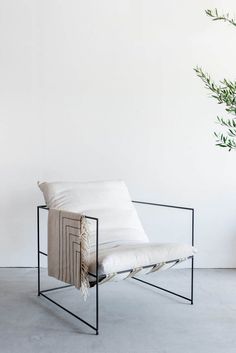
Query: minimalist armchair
[[37, 180, 195, 335]]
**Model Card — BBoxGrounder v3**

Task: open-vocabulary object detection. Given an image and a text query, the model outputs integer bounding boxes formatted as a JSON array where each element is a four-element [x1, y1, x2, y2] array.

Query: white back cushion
[[38, 180, 149, 247]]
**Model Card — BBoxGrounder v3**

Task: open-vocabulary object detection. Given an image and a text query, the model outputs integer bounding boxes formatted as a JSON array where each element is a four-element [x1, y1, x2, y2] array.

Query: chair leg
[[95, 218, 99, 335], [96, 280, 99, 335], [191, 257, 194, 305], [37, 206, 40, 296]]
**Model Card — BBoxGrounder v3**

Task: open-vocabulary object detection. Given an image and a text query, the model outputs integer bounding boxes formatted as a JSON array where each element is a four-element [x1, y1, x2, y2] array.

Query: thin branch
[[205, 8, 236, 27]]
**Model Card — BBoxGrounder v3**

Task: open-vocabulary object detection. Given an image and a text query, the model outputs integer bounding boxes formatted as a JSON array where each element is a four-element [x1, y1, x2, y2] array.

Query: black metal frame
[[37, 201, 194, 335]]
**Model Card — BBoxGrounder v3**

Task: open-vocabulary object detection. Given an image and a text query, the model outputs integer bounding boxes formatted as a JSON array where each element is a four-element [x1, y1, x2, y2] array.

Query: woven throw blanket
[[48, 209, 90, 300]]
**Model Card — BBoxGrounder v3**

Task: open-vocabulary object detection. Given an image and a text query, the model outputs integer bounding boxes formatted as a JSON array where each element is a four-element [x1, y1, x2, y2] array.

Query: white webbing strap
[[99, 257, 189, 284], [99, 272, 117, 284], [146, 262, 166, 274], [124, 267, 143, 279], [170, 257, 188, 268]]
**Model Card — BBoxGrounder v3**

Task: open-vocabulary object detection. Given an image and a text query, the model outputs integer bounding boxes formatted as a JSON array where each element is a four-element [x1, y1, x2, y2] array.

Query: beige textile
[[48, 209, 90, 300]]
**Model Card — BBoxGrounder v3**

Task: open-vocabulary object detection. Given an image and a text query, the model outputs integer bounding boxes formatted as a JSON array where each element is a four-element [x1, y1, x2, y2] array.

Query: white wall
[[1, 0, 236, 267]]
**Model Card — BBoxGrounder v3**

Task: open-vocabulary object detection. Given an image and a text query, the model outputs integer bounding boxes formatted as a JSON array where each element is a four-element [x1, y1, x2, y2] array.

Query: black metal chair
[[37, 201, 194, 335]]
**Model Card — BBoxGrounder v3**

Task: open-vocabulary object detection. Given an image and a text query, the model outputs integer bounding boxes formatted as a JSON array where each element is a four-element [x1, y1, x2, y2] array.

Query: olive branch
[[194, 9, 236, 151]]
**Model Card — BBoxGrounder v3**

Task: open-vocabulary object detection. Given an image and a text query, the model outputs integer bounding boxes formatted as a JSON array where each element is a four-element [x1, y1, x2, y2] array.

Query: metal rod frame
[[37, 201, 194, 335], [132, 201, 194, 305]]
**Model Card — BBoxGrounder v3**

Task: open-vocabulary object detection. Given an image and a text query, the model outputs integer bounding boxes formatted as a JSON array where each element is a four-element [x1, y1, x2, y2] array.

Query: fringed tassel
[[80, 216, 90, 301]]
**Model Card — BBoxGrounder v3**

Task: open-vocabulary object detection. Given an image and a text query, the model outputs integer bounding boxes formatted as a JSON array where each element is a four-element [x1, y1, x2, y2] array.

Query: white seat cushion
[[38, 180, 149, 247], [89, 242, 195, 275]]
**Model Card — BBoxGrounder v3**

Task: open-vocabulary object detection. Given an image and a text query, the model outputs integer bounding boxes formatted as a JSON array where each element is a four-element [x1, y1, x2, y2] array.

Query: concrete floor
[[0, 269, 236, 353]]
